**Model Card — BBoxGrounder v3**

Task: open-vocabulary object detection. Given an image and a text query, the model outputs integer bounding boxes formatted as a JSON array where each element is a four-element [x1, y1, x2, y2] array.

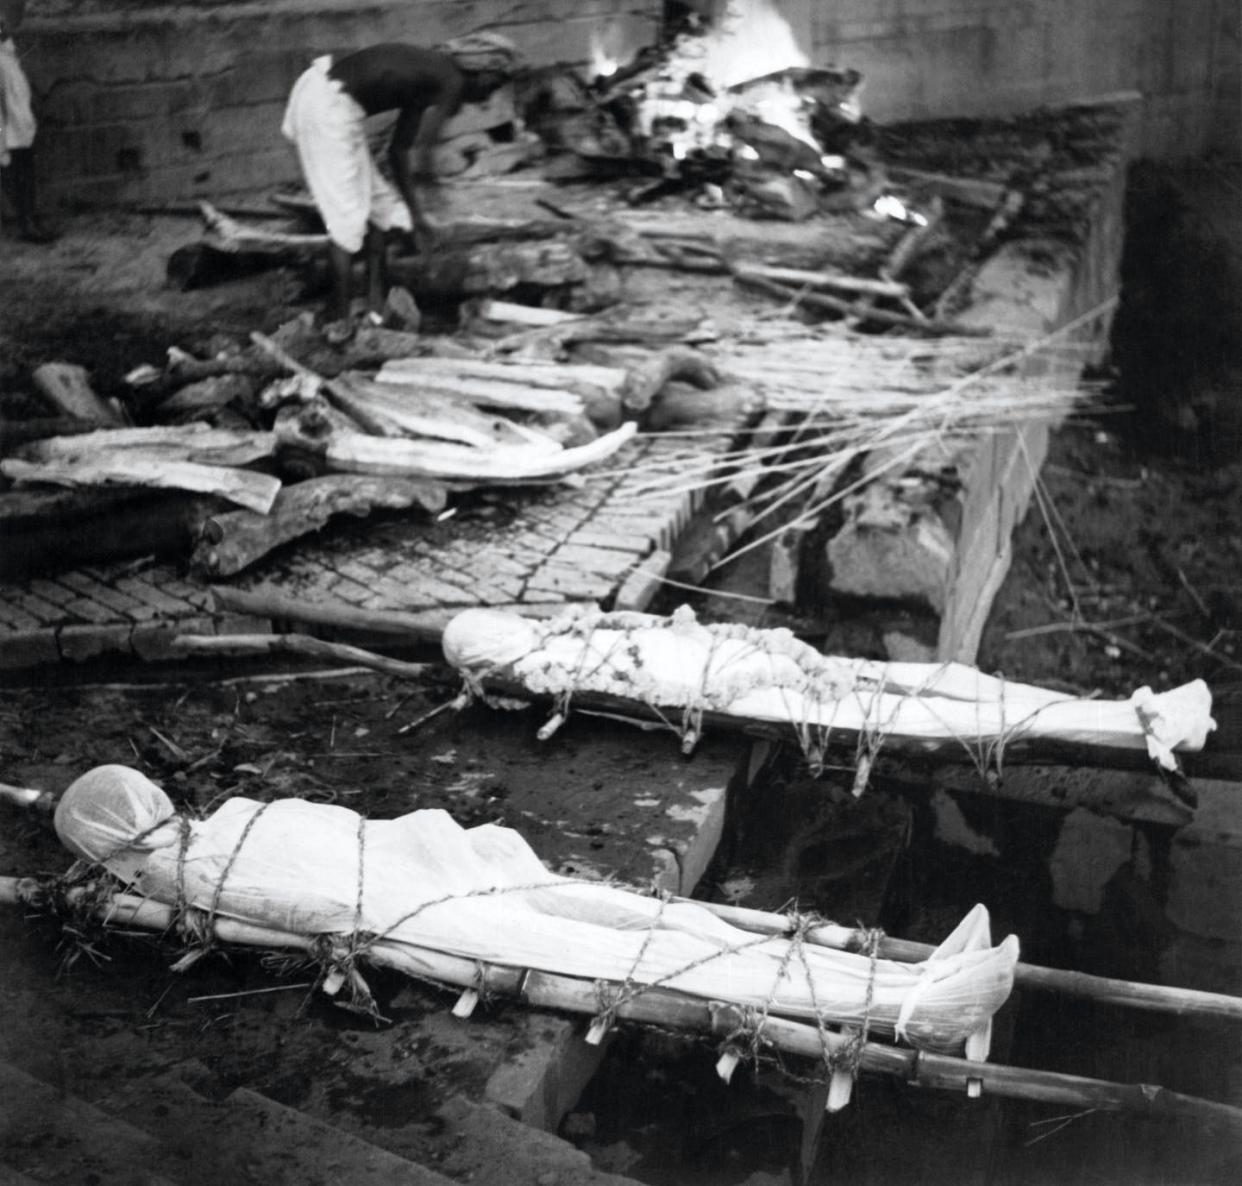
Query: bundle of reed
[[589, 316, 1114, 575]]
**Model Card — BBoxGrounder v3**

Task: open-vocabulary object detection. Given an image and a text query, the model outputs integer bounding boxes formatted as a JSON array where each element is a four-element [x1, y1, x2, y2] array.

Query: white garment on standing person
[[0, 36, 37, 157], [280, 55, 412, 254]]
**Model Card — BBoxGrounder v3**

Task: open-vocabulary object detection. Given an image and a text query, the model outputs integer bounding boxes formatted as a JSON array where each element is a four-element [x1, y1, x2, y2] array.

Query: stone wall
[[808, 0, 1233, 160], [16, 1, 1235, 210], [20, 1, 661, 209]]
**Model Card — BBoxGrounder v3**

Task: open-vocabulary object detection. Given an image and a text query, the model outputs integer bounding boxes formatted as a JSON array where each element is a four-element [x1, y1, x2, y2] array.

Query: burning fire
[[871, 194, 929, 226], [692, 0, 809, 88], [563, 2, 872, 220]]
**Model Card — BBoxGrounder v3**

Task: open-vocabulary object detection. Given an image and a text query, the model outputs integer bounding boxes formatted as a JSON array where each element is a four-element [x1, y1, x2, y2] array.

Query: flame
[[696, 0, 809, 88], [590, 28, 619, 78], [872, 194, 929, 226]]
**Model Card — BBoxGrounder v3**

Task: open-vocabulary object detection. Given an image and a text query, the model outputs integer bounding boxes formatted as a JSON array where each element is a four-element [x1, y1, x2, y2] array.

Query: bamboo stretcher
[[441, 606, 1216, 778], [2, 767, 1241, 1129]]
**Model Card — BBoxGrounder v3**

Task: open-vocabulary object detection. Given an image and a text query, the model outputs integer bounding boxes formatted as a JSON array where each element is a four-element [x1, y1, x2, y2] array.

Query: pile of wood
[[0, 302, 737, 579]]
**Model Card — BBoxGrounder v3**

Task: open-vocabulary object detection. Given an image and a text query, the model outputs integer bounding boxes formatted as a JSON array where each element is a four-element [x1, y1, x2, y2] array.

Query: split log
[[274, 404, 637, 483], [31, 363, 126, 427], [323, 371, 558, 449], [730, 261, 910, 301], [192, 474, 447, 578], [0, 486, 221, 578], [253, 333, 571, 447], [0, 416, 98, 453], [376, 355, 624, 420], [18, 425, 279, 469], [1, 456, 281, 515]]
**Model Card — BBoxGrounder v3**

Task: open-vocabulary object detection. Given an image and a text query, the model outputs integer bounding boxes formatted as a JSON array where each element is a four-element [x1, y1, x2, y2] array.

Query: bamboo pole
[[686, 899, 1242, 1024], [206, 585, 588, 642], [1, 876, 1238, 1130], [170, 632, 435, 679]]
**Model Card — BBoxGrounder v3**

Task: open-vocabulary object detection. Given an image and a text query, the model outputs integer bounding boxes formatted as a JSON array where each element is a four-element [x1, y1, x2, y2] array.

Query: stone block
[[0, 630, 61, 671], [484, 1019, 607, 1132], [1048, 807, 1134, 914], [826, 481, 955, 612], [57, 624, 136, 664], [1165, 778, 1242, 942], [612, 549, 669, 613]]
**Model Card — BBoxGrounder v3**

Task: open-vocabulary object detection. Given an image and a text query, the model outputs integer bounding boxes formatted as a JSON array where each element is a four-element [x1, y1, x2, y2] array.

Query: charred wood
[[192, 474, 446, 578]]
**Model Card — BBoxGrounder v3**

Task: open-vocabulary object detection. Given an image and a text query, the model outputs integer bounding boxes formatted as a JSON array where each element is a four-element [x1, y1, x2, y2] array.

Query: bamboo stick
[[735, 272, 990, 337], [2, 876, 1238, 1130], [170, 633, 435, 679], [687, 899, 1242, 1024], [207, 584, 587, 641], [729, 261, 911, 301]]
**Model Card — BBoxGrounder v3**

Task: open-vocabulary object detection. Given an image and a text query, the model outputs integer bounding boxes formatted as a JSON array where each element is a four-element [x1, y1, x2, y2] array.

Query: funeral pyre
[[523, 10, 875, 222]]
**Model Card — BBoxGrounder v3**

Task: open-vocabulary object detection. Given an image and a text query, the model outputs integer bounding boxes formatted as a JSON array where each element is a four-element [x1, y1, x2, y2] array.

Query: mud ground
[[3, 160, 1242, 1184]]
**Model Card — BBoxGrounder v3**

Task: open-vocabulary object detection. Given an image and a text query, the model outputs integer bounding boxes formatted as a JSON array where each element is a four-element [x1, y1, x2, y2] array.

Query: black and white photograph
[[1, 2, 1239, 1183]]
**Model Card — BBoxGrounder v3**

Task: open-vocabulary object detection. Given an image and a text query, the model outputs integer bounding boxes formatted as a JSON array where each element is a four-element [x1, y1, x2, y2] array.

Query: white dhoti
[[0, 37, 37, 156], [281, 56, 412, 254]]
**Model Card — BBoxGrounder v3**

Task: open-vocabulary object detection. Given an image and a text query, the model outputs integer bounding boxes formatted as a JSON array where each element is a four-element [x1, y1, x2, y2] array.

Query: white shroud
[[441, 606, 1216, 771], [54, 765, 1018, 1054]]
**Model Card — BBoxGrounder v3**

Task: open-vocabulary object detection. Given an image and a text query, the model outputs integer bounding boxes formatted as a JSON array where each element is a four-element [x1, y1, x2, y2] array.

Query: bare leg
[[327, 240, 355, 323], [6, 148, 56, 244], [364, 224, 388, 315]]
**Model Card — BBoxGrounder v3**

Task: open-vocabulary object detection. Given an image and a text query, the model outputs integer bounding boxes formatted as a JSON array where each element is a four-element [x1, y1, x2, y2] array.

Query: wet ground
[[3, 158, 1242, 1183]]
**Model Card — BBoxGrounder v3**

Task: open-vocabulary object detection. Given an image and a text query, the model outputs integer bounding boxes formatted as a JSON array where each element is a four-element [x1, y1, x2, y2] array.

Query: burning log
[[191, 474, 446, 578]]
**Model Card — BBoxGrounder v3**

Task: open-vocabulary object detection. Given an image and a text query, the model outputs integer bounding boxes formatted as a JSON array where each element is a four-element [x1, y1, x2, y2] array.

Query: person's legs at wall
[[324, 238, 358, 342], [363, 223, 388, 316], [4, 145, 54, 242]]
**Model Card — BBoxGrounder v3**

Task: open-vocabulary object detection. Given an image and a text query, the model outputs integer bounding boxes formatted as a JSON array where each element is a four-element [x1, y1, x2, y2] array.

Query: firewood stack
[[0, 300, 737, 580]]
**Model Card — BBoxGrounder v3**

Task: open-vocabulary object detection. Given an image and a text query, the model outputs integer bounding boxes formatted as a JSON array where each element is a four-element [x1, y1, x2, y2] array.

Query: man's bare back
[[328, 43, 463, 121]]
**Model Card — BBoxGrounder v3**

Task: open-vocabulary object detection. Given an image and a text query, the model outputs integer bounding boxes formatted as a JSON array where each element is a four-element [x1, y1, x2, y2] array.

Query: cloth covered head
[[440, 32, 523, 75], [54, 764, 180, 863]]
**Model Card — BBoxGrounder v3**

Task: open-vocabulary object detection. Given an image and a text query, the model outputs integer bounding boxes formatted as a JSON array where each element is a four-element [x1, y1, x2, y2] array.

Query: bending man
[[1, 0, 55, 243], [282, 35, 520, 336]]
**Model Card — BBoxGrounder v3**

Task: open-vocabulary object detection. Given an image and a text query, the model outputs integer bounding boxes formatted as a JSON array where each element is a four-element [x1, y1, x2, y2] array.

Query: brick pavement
[[0, 429, 738, 671]]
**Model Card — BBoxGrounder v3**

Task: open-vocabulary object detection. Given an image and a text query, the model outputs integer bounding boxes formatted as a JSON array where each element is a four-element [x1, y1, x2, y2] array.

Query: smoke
[[695, 0, 809, 88]]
